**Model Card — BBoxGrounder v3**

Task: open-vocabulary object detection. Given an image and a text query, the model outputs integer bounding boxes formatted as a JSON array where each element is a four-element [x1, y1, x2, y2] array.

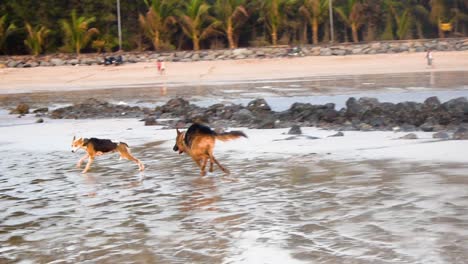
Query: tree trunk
[[351, 23, 359, 43], [301, 22, 308, 44], [365, 22, 376, 41], [153, 30, 160, 50], [271, 27, 277, 45], [312, 17, 319, 44], [227, 22, 235, 49], [193, 35, 200, 51]]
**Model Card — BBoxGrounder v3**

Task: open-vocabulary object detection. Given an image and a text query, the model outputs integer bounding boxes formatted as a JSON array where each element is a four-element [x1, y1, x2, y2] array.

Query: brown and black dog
[[71, 136, 144, 173], [173, 123, 247, 176]]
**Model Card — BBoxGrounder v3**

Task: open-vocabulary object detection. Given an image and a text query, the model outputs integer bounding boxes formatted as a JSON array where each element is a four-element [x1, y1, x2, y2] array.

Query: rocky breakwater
[[38, 96, 468, 138], [1, 38, 467, 68], [49, 99, 147, 119]]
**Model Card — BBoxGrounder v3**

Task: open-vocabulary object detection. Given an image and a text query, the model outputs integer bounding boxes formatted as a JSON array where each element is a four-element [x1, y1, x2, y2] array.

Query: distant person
[[157, 60, 166, 75], [426, 49, 434, 67]]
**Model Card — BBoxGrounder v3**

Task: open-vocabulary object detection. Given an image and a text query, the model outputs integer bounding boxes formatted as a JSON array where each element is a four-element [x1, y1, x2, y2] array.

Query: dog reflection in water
[[173, 123, 247, 176], [71, 136, 144, 173]]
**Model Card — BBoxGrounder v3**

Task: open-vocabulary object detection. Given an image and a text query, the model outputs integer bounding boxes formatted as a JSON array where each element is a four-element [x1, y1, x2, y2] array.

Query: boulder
[[399, 133, 418, 139], [288, 125, 302, 135], [10, 103, 30, 115]]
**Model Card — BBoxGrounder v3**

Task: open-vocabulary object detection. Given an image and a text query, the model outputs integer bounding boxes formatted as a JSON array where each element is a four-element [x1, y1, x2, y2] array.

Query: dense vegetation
[[0, 0, 467, 55]]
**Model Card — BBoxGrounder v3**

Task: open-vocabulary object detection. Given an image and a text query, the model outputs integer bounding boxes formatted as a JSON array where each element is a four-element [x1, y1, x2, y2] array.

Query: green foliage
[[0, 0, 466, 54], [212, 0, 249, 48], [24, 23, 50, 55], [177, 0, 220, 50], [139, 0, 177, 50], [299, 0, 329, 44], [60, 9, 99, 54], [0, 15, 17, 54]]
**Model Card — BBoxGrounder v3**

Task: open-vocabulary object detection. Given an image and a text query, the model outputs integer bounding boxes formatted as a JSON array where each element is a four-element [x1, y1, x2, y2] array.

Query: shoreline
[[1, 51, 468, 94]]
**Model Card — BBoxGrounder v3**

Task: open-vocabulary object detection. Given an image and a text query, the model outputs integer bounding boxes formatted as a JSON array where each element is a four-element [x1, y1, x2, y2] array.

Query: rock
[[432, 131, 449, 139], [232, 48, 247, 57], [36, 118, 44, 123], [50, 98, 143, 119], [453, 127, 468, 140], [232, 109, 255, 124], [254, 117, 277, 129], [288, 125, 302, 135], [7, 60, 20, 67], [420, 119, 436, 132], [399, 133, 418, 139], [144, 117, 158, 126], [33, 107, 49, 113], [10, 103, 30, 115], [247, 98, 271, 113], [328, 132, 344, 137], [357, 123, 373, 131], [424, 96, 441, 109], [320, 48, 332, 56], [50, 58, 64, 66]]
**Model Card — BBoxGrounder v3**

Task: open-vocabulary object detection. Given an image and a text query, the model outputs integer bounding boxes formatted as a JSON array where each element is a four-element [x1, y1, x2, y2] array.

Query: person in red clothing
[[156, 60, 166, 75]]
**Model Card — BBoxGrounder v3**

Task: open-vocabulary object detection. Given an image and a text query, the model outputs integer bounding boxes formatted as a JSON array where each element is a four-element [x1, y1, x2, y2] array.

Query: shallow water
[[1, 70, 468, 263], [0, 71, 467, 110], [1, 142, 467, 263]]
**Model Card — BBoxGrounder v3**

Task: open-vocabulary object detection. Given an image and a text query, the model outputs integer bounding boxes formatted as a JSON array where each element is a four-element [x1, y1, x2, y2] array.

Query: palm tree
[[450, 0, 468, 36], [139, 0, 177, 50], [24, 23, 50, 56], [430, 0, 448, 38], [60, 10, 99, 55], [177, 0, 219, 51], [0, 15, 16, 54], [299, 0, 328, 44], [382, 0, 429, 40], [212, 0, 249, 49], [258, 0, 296, 45], [334, 0, 365, 43]]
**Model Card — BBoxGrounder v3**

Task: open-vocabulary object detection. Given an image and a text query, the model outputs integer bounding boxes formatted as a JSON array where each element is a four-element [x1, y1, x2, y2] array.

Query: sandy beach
[[1, 51, 467, 93]]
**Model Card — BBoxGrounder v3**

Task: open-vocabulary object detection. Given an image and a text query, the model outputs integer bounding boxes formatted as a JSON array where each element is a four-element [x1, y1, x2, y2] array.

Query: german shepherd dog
[[71, 136, 144, 173], [173, 123, 247, 176]]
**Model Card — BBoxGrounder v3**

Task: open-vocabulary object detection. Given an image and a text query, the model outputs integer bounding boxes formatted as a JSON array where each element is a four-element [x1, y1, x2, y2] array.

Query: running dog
[[173, 123, 247, 176], [71, 136, 144, 173]]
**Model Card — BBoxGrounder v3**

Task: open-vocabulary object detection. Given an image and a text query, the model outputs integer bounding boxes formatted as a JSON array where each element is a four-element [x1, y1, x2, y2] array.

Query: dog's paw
[[76, 163, 82, 168], [82, 170, 89, 174]]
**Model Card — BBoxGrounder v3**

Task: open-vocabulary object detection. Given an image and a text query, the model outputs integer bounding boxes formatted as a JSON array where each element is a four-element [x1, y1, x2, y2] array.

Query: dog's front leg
[[82, 156, 94, 173], [76, 154, 89, 168]]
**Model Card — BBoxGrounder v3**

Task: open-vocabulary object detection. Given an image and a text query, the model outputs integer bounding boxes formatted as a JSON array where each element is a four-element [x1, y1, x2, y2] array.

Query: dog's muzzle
[[173, 145, 179, 152]]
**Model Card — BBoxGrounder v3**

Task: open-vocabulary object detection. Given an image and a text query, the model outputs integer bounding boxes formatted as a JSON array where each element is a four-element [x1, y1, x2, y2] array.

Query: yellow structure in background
[[440, 23, 452, 31]]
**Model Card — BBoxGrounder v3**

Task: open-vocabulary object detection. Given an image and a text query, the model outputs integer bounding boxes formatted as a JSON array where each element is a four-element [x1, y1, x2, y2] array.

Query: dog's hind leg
[[82, 156, 94, 173], [77, 154, 89, 168], [209, 158, 214, 172], [119, 146, 144, 171], [209, 152, 230, 175]]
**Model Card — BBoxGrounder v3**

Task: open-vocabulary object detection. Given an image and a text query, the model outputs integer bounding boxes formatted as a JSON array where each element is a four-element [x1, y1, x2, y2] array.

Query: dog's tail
[[215, 131, 247, 142]]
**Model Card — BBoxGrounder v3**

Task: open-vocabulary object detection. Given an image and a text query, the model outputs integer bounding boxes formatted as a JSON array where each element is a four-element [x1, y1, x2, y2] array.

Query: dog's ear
[[176, 129, 180, 135], [72, 136, 76, 142]]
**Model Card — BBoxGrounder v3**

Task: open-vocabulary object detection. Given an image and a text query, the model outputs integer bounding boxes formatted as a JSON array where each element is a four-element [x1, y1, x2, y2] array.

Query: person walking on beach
[[426, 49, 434, 67], [157, 60, 166, 75]]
